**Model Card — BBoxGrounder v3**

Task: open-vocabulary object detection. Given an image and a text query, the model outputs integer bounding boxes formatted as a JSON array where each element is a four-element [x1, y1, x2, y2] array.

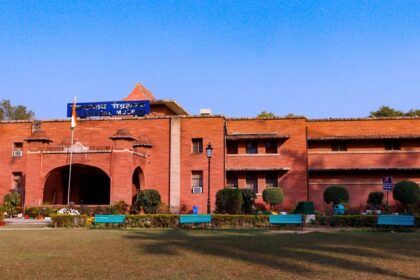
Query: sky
[[0, 0, 419, 119]]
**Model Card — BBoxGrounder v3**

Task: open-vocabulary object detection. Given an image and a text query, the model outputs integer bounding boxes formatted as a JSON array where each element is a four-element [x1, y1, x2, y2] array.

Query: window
[[226, 173, 238, 188], [246, 174, 258, 193], [246, 141, 258, 154], [265, 141, 277, 154], [191, 171, 203, 193], [227, 141, 238, 154], [331, 141, 347, 151], [265, 173, 278, 187], [192, 138, 203, 154], [11, 172, 22, 192], [13, 142, 23, 157], [385, 141, 401, 151]]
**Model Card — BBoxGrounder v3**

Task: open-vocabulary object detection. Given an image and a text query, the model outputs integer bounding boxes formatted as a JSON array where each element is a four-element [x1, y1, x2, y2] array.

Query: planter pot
[[0, 221, 5, 227]]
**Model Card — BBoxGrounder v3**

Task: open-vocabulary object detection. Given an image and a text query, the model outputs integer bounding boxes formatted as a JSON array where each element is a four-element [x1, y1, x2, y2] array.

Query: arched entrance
[[43, 164, 110, 205], [131, 167, 144, 204]]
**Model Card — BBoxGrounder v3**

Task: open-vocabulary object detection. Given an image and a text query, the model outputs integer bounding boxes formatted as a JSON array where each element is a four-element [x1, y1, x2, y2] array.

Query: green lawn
[[0, 229, 419, 279]]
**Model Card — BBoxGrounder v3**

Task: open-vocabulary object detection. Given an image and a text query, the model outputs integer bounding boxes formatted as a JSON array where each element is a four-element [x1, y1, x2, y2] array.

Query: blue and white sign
[[383, 176, 393, 191], [67, 100, 150, 118]]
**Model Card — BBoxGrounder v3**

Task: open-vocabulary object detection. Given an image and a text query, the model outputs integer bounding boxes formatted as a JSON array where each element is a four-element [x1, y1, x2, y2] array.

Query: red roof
[[123, 83, 156, 101]]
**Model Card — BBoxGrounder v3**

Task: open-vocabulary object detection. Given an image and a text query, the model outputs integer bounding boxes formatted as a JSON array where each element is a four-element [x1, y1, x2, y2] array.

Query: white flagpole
[[67, 97, 77, 206], [67, 128, 75, 205]]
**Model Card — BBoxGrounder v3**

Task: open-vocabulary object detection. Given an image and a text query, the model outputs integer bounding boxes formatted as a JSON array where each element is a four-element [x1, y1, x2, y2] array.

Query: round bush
[[134, 189, 161, 214], [367, 192, 384, 206], [216, 188, 243, 214], [393, 180, 420, 209], [323, 185, 349, 205], [262, 187, 284, 209], [241, 188, 256, 214]]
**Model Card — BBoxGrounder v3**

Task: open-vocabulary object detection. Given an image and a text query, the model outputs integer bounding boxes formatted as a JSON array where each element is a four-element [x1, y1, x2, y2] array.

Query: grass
[[0, 228, 419, 279]]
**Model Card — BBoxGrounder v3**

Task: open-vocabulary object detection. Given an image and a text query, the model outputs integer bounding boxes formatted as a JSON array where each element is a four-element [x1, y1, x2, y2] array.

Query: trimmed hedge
[[212, 214, 269, 228], [50, 214, 89, 228], [50, 214, 420, 228], [125, 214, 179, 228]]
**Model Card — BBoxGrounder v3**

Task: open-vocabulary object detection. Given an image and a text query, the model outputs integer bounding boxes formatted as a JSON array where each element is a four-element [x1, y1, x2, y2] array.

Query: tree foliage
[[367, 192, 384, 206], [323, 185, 349, 205], [257, 111, 276, 118], [3, 192, 22, 217], [0, 99, 35, 120], [369, 106, 419, 118]]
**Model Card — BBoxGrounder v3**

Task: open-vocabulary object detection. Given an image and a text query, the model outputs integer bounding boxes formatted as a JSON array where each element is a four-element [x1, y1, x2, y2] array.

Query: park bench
[[93, 214, 126, 227], [179, 214, 212, 228], [269, 214, 304, 229], [376, 215, 415, 230]]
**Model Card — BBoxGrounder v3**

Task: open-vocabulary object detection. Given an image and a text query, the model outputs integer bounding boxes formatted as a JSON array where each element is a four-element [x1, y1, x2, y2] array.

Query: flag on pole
[[71, 97, 77, 129]]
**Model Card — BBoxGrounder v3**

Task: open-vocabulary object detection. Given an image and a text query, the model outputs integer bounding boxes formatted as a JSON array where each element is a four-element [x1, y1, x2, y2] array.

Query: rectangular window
[[191, 171, 203, 193], [192, 138, 203, 154], [12, 172, 23, 192], [246, 141, 258, 154], [265, 172, 278, 187], [331, 141, 347, 151], [265, 141, 277, 154], [384, 141, 401, 151], [246, 174, 258, 193], [227, 141, 238, 154], [226, 173, 238, 188], [13, 142, 23, 157]]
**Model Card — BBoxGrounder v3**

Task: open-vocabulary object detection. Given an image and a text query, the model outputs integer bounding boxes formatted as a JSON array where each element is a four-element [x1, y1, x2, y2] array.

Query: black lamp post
[[206, 143, 213, 214]]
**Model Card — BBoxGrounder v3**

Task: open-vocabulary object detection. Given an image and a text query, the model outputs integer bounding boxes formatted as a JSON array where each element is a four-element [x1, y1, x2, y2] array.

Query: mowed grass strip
[[0, 229, 419, 280]]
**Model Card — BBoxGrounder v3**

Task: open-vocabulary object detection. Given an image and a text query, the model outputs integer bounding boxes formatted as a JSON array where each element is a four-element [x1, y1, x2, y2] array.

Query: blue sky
[[0, 1, 419, 119]]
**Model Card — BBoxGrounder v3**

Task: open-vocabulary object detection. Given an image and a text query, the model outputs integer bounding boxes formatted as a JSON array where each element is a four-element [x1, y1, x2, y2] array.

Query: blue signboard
[[67, 100, 150, 118], [383, 176, 393, 191]]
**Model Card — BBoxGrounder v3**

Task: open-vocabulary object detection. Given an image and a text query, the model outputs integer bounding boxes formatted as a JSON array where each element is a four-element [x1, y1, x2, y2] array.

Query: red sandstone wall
[[179, 117, 225, 213], [226, 118, 308, 210]]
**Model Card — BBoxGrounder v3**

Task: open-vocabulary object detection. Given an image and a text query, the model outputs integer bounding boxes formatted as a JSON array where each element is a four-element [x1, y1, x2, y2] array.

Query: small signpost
[[383, 176, 393, 212]]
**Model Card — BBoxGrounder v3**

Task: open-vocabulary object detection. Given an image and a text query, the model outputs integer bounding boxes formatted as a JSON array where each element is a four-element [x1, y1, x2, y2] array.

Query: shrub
[[3, 192, 22, 217], [112, 200, 129, 214], [323, 185, 349, 205], [367, 192, 384, 206], [50, 214, 89, 228], [241, 189, 256, 214], [212, 214, 269, 228], [125, 214, 179, 228], [216, 188, 243, 214], [134, 190, 161, 214], [393, 180, 420, 212], [262, 187, 284, 209]]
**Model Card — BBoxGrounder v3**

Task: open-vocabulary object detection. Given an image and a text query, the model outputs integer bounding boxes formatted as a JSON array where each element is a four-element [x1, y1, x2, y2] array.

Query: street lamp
[[206, 143, 213, 214]]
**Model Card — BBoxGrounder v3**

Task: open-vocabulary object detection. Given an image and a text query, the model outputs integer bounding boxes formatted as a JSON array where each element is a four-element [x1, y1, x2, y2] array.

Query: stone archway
[[131, 166, 144, 204], [43, 164, 110, 205]]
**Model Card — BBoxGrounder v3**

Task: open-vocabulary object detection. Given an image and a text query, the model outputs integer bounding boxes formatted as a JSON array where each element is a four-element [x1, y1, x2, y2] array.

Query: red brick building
[[1, 84, 419, 212]]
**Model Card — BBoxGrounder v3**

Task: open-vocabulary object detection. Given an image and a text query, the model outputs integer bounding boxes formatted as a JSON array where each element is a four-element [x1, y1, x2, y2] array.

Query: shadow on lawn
[[123, 229, 420, 279]]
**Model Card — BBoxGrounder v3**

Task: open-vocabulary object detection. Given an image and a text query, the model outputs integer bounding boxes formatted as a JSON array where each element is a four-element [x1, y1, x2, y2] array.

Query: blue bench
[[93, 214, 126, 227], [179, 214, 212, 228], [269, 214, 304, 229], [377, 215, 415, 229]]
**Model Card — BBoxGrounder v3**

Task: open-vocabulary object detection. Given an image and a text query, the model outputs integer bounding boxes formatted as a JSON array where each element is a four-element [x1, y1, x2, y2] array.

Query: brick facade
[[1, 87, 419, 212]]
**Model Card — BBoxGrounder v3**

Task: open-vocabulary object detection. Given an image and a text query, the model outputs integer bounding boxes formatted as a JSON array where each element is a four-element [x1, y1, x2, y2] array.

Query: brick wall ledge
[[27, 150, 112, 154]]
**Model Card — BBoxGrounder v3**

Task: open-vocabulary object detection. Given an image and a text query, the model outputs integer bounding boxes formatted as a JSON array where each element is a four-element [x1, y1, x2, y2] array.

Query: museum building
[[1, 84, 419, 212]]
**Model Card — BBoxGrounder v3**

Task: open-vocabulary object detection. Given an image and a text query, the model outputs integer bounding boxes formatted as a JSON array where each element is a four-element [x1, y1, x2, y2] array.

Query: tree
[[133, 189, 161, 214], [323, 185, 349, 205], [405, 109, 420, 117], [0, 99, 35, 120], [257, 111, 276, 118], [3, 192, 22, 217], [369, 106, 404, 118], [216, 188, 243, 214]]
